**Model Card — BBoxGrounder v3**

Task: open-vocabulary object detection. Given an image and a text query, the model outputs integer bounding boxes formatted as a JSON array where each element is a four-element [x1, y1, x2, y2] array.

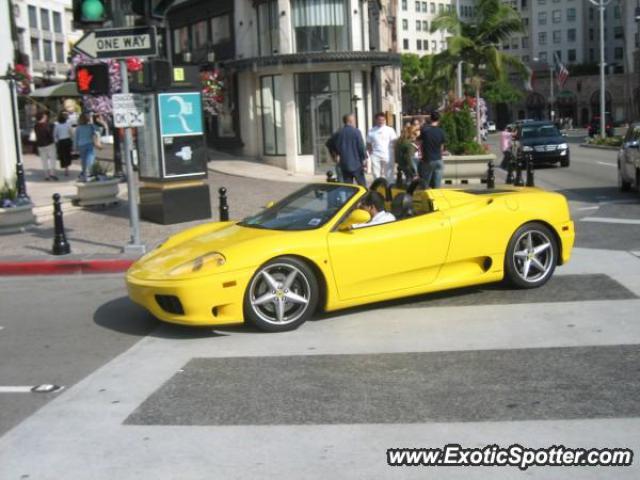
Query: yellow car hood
[[128, 223, 281, 280]]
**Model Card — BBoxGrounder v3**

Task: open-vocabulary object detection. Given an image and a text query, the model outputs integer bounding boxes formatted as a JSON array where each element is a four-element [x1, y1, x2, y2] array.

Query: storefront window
[[192, 20, 208, 49], [295, 72, 351, 155], [173, 26, 190, 55], [261, 75, 285, 155], [211, 14, 231, 45], [292, 0, 349, 53], [257, 0, 279, 55]]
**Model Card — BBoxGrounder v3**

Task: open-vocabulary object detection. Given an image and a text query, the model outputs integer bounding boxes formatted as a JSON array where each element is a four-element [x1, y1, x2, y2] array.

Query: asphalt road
[[1, 144, 639, 479]]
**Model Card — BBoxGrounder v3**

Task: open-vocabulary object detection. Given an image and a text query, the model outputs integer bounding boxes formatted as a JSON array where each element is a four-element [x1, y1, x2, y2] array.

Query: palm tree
[[401, 54, 454, 113], [431, 0, 527, 143]]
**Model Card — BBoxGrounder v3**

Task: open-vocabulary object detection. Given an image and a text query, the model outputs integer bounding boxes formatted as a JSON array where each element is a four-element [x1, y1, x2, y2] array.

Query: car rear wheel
[[504, 223, 558, 289], [618, 165, 632, 192], [243, 256, 319, 332]]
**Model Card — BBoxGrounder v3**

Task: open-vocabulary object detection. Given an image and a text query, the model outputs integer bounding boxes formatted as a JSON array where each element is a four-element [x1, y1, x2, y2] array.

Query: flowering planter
[[0, 203, 36, 233], [73, 179, 120, 207], [444, 153, 497, 184]]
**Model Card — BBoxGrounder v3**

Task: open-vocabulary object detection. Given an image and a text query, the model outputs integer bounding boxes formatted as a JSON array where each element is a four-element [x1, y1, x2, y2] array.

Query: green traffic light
[[82, 0, 105, 21]]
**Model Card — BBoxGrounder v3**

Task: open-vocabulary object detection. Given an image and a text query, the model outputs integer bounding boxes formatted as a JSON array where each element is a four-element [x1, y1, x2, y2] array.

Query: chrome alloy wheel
[[512, 230, 555, 283], [249, 263, 311, 326]]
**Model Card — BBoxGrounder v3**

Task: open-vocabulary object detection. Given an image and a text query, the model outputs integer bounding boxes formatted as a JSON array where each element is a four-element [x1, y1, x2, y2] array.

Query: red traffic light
[[75, 64, 110, 95]]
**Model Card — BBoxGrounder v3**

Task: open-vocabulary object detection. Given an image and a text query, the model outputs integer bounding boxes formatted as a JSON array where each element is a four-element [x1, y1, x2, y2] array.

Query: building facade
[[168, 0, 402, 174], [12, 0, 81, 86]]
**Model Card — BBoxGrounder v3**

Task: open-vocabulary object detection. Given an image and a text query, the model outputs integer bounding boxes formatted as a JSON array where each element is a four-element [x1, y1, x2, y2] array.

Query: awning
[[29, 82, 79, 98], [225, 51, 402, 71]]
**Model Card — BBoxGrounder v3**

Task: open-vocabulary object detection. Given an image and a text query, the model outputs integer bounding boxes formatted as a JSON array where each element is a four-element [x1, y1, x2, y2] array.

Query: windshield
[[521, 124, 561, 138], [239, 184, 359, 231]]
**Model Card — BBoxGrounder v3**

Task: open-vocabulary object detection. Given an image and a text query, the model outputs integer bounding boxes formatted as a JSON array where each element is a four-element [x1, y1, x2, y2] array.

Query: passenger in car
[[352, 191, 396, 229]]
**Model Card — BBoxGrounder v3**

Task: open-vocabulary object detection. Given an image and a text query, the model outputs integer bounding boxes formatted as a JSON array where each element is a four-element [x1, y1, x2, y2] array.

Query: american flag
[[554, 53, 569, 88]]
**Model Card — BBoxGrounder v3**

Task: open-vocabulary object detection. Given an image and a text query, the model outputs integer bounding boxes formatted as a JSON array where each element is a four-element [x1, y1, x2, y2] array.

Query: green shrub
[[588, 136, 623, 147], [440, 105, 476, 155]]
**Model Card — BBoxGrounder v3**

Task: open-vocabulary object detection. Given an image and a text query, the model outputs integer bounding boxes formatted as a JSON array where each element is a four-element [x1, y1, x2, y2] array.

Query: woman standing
[[34, 112, 58, 181], [75, 113, 97, 180], [395, 125, 418, 181], [54, 112, 73, 176]]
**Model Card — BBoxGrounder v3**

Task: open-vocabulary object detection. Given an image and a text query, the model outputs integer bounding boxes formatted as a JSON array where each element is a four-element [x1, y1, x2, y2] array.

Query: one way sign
[[73, 26, 157, 59]]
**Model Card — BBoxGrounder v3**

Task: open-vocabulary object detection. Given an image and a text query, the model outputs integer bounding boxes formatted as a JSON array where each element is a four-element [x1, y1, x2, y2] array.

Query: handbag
[[28, 129, 36, 142]]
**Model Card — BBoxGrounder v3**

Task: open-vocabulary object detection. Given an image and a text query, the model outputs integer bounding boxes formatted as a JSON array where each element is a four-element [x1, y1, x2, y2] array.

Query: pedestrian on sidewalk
[[499, 126, 513, 170], [326, 113, 367, 186], [34, 112, 58, 181], [367, 112, 397, 181], [395, 125, 418, 181], [75, 113, 97, 181], [54, 112, 73, 176], [418, 111, 447, 188]]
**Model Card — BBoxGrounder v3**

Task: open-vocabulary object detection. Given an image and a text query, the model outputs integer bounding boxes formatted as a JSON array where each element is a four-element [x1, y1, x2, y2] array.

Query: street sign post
[[113, 93, 145, 128], [73, 26, 157, 59]]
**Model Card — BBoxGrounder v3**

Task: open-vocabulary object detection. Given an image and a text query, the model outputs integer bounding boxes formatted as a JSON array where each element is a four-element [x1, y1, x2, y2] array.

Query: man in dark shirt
[[419, 111, 447, 188], [326, 114, 367, 186]]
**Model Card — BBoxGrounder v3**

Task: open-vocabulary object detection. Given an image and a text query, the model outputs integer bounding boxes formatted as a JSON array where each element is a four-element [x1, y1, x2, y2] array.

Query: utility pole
[[455, 0, 463, 98], [549, 64, 554, 121], [588, 0, 612, 139]]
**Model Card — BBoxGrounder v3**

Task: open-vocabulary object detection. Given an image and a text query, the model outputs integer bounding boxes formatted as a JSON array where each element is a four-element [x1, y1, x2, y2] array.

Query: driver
[[353, 191, 396, 229]]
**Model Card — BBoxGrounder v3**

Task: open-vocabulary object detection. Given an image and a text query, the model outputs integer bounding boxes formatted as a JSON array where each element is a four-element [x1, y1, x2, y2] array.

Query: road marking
[[596, 161, 616, 168], [0, 385, 64, 394], [577, 206, 599, 211], [0, 387, 34, 393], [581, 217, 640, 225]]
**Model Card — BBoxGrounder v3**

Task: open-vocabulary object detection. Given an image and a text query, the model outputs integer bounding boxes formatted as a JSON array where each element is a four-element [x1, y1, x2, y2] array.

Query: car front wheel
[[618, 165, 632, 192], [504, 223, 558, 289], [243, 256, 319, 332]]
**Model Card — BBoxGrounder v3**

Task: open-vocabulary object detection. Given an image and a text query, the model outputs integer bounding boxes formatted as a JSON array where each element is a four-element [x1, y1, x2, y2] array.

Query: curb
[[579, 143, 620, 151], [0, 258, 135, 276]]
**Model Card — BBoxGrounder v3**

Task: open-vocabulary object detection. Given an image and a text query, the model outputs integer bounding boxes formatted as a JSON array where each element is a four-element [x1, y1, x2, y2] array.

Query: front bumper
[[558, 220, 575, 265], [126, 267, 255, 326], [526, 149, 570, 163]]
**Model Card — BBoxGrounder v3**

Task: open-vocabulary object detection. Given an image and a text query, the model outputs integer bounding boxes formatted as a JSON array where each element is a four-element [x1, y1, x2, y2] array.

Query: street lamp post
[[588, 0, 612, 139], [455, 0, 463, 98], [549, 64, 554, 121]]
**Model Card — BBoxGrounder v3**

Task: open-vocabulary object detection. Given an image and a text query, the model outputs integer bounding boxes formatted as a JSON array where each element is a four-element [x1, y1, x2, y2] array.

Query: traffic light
[[75, 64, 110, 95], [72, 0, 112, 29], [131, 0, 176, 19]]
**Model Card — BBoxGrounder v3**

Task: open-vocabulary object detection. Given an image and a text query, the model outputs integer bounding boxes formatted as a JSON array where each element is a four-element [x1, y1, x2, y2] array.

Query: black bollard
[[326, 170, 336, 183], [514, 152, 524, 186], [51, 193, 71, 255], [218, 187, 229, 221], [486, 160, 495, 189], [505, 152, 515, 184], [525, 153, 535, 187], [395, 165, 404, 188], [16, 162, 29, 201]]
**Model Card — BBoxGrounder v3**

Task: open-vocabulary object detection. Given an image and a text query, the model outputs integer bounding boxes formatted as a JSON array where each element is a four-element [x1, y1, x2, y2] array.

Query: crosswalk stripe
[[581, 216, 640, 225]]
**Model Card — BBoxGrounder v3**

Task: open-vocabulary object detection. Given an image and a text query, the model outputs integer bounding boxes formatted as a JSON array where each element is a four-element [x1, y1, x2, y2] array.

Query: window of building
[[589, 48, 594, 62], [417, 39, 422, 50], [614, 26, 623, 39], [438, 4, 444, 13], [522, 36, 529, 48], [440, 40, 445, 49], [292, 0, 349, 52], [422, 1, 427, 12], [522, 54, 530, 63], [258, 1, 279, 55], [30, 37, 39, 60], [402, 0, 407, 10], [636, 33, 640, 48], [539, 51, 547, 61], [523, 17, 529, 26], [211, 14, 231, 45], [555, 50, 561, 61], [430, 2, 435, 13], [567, 7, 576, 21], [538, 12, 546, 25], [191, 20, 208, 49], [503, 43, 510, 50], [567, 28, 576, 42], [402, 19, 408, 30], [568, 49, 576, 62], [40, 8, 49, 31], [511, 38, 518, 49], [172, 26, 190, 55], [43, 39, 52, 61], [589, 28, 594, 40], [614, 47, 623, 59], [28, 5, 37, 28], [260, 75, 285, 156], [538, 32, 547, 45], [295, 72, 351, 155], [55, 42, 64, 63], [538, 0, 546, 4], [432, 40, 436, 50], [422, 20, 428, 31], [552, 10, 561, 23], [553, 30, 561, 43], [415, 1, 420, 11], [403, 38, 409, 49], [52, 11, 62, 33], [614, 5, 620, 18], [423, 39, 429, 50], [447, 4, 453, 12], [416, 20, 421, 31], [521, 0, 527, 7]]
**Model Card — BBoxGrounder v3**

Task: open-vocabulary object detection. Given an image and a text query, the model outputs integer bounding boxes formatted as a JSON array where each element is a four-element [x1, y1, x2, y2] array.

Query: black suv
[[514, 121, 570, 167], [588, 114, 614, 137]]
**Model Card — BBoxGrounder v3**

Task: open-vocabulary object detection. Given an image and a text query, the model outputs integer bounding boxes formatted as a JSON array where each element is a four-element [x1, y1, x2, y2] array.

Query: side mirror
[[338, 209, 371, 231]]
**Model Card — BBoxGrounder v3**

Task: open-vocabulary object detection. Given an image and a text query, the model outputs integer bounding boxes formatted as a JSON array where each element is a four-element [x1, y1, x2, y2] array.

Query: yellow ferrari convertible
[[126, 183, 574, 332]]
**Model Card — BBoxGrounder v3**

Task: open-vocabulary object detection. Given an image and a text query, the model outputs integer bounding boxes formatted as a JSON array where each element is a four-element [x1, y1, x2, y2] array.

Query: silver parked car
[[618, 123, 640, 192]]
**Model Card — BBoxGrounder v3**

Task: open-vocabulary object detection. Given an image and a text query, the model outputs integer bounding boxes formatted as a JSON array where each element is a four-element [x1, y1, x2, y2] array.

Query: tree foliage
[[401, 53, 452, 113]]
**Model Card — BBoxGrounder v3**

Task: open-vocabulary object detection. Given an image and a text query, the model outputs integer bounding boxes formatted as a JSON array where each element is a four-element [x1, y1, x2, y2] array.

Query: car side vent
[[155, 295, 184, 315]]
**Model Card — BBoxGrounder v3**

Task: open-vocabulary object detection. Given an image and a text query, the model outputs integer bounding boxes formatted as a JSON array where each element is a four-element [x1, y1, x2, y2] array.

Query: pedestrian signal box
[[75, 64, 110, 95]]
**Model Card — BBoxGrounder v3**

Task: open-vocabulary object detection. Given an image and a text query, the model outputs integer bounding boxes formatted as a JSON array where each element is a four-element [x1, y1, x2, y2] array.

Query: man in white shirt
[[352, 191, 396, 229], [367, 112, 398, 181]]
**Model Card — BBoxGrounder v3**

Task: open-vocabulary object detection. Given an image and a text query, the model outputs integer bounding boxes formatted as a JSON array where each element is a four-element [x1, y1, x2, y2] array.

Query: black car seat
[[391, 193, 415, 220]]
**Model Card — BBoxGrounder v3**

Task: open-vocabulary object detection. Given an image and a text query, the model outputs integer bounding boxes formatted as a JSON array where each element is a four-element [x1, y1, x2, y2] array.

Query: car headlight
[[169, 252, 226, 276], [558, 143, 568, 150], [522, 146, 533, 152]]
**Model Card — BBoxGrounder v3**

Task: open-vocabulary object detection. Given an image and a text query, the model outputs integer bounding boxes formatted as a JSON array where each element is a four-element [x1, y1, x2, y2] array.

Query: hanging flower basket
[[201, 69, 225, 115]]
